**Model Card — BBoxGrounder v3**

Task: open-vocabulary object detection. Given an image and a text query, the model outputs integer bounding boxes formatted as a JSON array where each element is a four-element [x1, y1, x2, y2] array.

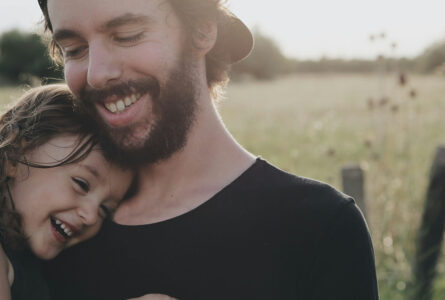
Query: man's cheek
[[64, 63, 86, 97]]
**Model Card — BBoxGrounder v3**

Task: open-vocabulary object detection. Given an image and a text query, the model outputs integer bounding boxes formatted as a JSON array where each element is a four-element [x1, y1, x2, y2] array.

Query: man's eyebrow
[[53, 14, 152, 42], [53, 29, 81, 43], [101, 13, 153, 30]]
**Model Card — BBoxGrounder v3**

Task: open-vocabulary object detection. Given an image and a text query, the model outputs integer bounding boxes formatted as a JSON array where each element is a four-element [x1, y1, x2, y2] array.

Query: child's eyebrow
[[79, 164, 102, 181]]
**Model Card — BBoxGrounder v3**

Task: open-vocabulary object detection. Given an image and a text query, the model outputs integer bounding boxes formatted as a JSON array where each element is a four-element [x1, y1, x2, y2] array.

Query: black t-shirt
[[1, 242, 50, 300], [45, 158, 379, 300]]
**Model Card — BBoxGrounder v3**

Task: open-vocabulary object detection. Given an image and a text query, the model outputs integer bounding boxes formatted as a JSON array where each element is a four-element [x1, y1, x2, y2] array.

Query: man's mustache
[[79, 77, 161, 104]]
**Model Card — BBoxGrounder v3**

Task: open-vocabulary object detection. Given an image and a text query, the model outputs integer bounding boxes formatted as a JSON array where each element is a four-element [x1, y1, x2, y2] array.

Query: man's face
[[47, 0, 199, 165]]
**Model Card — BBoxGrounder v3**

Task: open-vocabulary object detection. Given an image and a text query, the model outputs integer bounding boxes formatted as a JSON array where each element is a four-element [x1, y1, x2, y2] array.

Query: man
[[39, 0, 379, 299]]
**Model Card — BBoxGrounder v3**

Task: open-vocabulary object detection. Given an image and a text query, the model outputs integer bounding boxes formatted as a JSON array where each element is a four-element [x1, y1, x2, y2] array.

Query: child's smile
[[7, 135, 132, 259]]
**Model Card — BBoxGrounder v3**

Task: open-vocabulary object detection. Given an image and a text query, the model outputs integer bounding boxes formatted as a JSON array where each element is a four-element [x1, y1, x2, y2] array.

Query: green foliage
[[415, 40, 445, 73], [0, 29, 63, 85]]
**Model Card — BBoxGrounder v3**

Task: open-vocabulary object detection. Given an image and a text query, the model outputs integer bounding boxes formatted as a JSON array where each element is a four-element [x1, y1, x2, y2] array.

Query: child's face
[[7, 135, 133, 260]]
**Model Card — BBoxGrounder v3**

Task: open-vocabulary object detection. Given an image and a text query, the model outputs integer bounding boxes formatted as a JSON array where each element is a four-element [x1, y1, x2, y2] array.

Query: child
[[0, 84, 133, 299]]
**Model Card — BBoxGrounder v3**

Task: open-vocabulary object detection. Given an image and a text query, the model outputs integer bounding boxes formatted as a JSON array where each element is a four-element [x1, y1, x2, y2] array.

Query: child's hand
[[128, 294, 178, 300]]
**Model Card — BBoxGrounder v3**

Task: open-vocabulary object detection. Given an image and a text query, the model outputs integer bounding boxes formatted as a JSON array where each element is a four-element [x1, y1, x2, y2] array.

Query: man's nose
[[77, 200, 100, 227], [87, 42, 122, 89]]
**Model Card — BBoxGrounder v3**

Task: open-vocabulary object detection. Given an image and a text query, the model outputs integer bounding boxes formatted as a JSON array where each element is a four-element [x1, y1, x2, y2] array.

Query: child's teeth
[[124, 97, 132, 106], [131, 95, 137, 103], [55, 219, 61, 225], [61, 224, 66, 230]]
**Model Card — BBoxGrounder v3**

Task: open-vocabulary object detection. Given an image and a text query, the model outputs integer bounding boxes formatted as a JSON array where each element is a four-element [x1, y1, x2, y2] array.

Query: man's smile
[[103, 93, 141, 114], [95, 92, 151, 128]]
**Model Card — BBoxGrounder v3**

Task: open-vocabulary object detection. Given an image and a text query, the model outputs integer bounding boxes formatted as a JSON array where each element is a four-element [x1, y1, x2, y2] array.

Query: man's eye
[[63, 46, 88, 59], [72, 177, 90, 192], [113, 33, 145, 43]]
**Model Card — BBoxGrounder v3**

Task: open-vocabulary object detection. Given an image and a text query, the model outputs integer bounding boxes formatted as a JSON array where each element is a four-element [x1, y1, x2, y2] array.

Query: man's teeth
[[104, 94, 140, 113]]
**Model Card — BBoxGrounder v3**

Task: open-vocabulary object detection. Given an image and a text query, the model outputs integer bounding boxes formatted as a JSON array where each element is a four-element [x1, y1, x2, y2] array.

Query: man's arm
[[304, 202, 379, 300]]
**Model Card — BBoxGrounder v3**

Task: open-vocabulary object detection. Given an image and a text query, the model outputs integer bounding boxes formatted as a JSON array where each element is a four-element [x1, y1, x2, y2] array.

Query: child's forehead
[[28, 135, 86, 162], [79, 150, 134, 184]]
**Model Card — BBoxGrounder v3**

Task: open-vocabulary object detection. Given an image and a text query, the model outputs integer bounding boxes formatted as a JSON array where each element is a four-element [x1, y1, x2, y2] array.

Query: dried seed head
[[326, 148, 336, 157], [364, 139, 373, 148], [380, 97, 389, 106], [367, 98, 375, 110], [398, 73, 407, 86]]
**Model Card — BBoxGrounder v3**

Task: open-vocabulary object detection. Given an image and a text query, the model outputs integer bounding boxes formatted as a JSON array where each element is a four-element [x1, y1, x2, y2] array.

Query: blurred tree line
[[232, 30, 445, 79], [415, 39, 445, 73], [0, 29, 444, 86], [0, 30, 63, 85]]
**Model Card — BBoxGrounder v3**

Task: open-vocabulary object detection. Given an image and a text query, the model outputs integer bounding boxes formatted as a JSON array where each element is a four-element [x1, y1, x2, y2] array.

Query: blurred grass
[[1, 73, 445, 299]]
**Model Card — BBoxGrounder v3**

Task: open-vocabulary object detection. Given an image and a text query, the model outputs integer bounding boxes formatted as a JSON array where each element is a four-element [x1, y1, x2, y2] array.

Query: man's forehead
[[47, 0, 169, 27]]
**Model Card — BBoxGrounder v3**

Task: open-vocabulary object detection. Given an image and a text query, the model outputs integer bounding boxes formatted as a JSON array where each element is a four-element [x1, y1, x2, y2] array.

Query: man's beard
[[78, 55, 198, 168]]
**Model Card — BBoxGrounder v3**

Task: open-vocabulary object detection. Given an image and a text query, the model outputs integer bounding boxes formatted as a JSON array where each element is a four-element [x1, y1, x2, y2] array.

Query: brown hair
[[39, 0, 233, 98], [0, 84, 99, 249]]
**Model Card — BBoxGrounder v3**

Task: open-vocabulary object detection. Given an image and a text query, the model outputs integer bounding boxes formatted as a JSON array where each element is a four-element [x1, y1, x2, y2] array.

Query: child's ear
[[6, 162, 17, 179]]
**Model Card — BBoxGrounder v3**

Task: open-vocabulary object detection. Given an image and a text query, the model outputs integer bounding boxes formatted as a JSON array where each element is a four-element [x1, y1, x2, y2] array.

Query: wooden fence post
[[341, 164, 367, 219], [412, 146, 445, 300]]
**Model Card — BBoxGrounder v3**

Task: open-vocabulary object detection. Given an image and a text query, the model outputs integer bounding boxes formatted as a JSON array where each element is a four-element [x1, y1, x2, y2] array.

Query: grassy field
[[1, 73, 445, 299], [222, 73, 445, 299]]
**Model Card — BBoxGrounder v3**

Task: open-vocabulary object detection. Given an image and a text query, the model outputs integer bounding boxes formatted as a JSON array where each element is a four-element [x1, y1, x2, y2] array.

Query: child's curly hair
[[0, 84, 99, 250]]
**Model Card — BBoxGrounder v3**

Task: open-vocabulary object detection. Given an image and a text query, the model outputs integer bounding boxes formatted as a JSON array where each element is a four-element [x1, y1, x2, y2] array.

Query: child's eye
[[72, 177, 90, 193], [99, 204, 112, 219]]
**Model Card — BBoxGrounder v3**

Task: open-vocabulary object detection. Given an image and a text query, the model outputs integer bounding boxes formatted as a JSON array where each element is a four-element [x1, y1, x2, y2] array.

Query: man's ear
[[192, 21, 217, 57], [5, 162, 17, 179]]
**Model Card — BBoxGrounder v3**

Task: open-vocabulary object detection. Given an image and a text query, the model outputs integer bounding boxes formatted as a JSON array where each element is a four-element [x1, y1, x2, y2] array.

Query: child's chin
[[32, 246, 62, 260]]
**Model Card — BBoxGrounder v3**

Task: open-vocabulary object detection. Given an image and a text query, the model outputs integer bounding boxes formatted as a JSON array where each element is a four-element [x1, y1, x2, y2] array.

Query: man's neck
[[114, 90, 255, 225]]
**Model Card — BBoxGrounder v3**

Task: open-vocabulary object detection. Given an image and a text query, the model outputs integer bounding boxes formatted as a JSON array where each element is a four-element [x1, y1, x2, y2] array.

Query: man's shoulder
[[238, 158, 353, 212]]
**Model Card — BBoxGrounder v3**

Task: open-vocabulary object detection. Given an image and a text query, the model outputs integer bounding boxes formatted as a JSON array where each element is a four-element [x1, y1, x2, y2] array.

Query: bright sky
[[1, 0, 444, 59]]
